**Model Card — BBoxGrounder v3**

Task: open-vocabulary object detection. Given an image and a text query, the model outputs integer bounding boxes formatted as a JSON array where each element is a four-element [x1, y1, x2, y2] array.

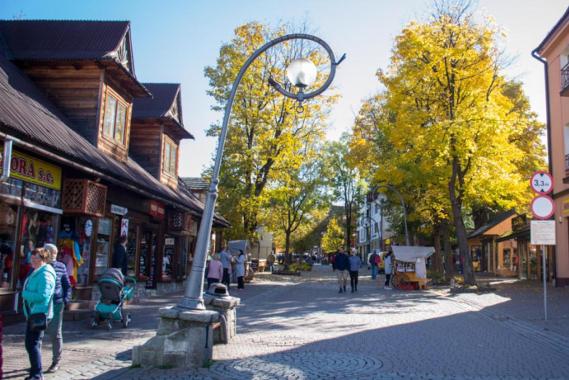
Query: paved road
[[4, 265, 569, 379]]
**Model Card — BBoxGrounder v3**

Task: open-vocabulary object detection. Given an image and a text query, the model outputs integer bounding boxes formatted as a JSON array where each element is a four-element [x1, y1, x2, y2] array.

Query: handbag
[[28, 312, 48, 332]]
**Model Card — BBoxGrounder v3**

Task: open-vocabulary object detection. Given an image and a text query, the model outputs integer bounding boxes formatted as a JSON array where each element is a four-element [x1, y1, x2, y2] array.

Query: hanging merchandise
[[58, 221, 82, 287]]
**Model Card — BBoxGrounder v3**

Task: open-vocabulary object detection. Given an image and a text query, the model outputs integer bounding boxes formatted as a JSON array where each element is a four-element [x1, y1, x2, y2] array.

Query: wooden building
[[0, 20, 228, 315]]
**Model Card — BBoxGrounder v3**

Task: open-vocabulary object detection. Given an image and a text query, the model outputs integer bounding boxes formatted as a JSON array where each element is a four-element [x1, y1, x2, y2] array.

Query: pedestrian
[[43, 244, 71, 374], [207, 254, 223, 288], [219, 246, 232, 289], [369, 249, 379, 280], [348, 249, 362, 292], [332, 249, 350, 293], [266, 252, 275, 272], [236, 250, 246, 289], [384, 249, 393, 290], [112, 235, 128, 276], [22, 248, 56, 380]]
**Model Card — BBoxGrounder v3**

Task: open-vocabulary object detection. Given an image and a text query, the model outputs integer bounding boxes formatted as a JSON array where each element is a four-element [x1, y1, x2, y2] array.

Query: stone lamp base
[[132, 307, 220, 368]]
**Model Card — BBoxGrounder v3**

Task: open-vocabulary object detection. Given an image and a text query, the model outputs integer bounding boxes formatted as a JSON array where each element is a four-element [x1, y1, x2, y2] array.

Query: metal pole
[[542, 244, 548, 321], [177, 34, 343, 310]]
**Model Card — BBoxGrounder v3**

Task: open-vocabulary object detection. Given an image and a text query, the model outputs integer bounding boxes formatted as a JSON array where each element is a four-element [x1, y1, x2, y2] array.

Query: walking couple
[[332, 248, 362, 293]]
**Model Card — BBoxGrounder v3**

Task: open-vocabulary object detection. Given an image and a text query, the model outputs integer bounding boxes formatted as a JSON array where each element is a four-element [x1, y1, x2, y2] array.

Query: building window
[[102, 91, 128, 144], [162, 137, 177, 176], [564, 125, 569, 171]]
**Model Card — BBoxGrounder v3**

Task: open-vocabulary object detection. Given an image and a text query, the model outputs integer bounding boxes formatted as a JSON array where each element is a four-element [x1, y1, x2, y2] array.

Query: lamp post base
[[177, 296, 206, 311], [132, 306, 219, 368]]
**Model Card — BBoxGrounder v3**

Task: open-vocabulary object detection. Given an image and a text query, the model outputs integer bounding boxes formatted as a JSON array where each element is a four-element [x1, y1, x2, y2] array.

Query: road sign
[[530, 220, 556, 245], [531, 195, 554, 220], [530, 171, 553, 194]]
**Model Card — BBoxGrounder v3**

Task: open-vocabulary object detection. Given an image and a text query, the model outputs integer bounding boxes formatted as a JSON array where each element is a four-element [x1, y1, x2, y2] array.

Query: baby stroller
[[90, 268, 136, 330]]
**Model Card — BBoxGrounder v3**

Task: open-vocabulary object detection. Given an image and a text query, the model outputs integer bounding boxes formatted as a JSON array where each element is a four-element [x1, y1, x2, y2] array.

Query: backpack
[[368, 253, 377, 265]]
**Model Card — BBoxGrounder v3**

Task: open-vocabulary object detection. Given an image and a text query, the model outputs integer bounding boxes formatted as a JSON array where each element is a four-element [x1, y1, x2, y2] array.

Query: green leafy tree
[[204, 22, 337, 241], [350, 1, 545, 284], [321, 217, 344, 253]]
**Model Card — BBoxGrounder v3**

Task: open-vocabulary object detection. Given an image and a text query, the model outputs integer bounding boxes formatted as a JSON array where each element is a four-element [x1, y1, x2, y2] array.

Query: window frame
[[101, 88, 129, 146], [162, 135, 178, 177]]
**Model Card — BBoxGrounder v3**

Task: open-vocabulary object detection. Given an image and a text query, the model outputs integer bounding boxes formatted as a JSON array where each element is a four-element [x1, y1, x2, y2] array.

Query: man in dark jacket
[[332, 249, 350, 293], [44, 243, 71, 373], [112, 235, 128, 276]]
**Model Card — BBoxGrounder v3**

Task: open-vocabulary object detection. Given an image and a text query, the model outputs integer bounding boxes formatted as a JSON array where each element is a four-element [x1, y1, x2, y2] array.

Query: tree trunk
[[432, 223, 444, 275], [285, 230, 292, 266], [345, 201, 352, 251], [441, 220, 454, 278], [449, 158, 476, 285]]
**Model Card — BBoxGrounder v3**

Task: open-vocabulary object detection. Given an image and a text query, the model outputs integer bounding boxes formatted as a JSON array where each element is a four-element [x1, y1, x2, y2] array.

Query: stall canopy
[[391, 246, 434, 263], [392, 246, 434, 279]]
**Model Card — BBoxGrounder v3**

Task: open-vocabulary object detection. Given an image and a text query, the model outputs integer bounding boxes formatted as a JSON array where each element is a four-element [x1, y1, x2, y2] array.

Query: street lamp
[[179, 34, 345, 310]]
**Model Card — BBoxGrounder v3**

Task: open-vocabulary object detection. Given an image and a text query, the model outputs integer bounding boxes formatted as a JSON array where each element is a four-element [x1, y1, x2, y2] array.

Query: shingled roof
[[535, 6, 569, 54], [0, 20, 149, 97], [132, 83, 193, 139], [181, 177, 209, 191], [0, 52, 228, 227], [467, 210, 516, 239]]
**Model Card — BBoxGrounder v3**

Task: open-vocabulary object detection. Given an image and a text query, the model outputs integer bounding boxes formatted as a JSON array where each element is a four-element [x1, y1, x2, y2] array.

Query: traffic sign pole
[[530, 171, 554, 321]]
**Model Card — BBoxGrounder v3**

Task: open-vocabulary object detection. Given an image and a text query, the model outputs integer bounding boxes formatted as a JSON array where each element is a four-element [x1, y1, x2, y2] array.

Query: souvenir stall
[[391, 246, 434, 290]]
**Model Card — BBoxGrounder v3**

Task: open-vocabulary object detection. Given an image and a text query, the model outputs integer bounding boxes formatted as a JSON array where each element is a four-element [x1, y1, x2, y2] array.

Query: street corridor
[[3, 265, 569, 379]]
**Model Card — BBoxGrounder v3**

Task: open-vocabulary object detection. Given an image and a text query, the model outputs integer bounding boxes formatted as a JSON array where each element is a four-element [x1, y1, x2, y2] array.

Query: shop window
[[0, 203, 18, 289], [503, 248, 511, 268], [95, 218, 112, 276], [162, 235, 175, 280], [162, 136, 178, 176], [19, 208, 58, 284], [126, 224, 137, 277], [102, 90, 128, 145], [140, 231, 158, 289], [77, 218, 94, 286]]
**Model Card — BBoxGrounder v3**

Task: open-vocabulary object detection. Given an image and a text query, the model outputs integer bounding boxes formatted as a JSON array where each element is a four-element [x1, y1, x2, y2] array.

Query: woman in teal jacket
[[22, 247, 56, 380]]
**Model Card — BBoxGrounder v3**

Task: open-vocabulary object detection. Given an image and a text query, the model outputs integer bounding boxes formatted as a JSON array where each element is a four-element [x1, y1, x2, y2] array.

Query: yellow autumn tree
[[205, 22, 338, 240], [351, 1, 545, 284]]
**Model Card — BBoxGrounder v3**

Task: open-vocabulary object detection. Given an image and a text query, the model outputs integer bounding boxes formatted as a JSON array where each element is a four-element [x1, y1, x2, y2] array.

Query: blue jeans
[[371, 265, 378, 280], [25, 321, 45, 378]]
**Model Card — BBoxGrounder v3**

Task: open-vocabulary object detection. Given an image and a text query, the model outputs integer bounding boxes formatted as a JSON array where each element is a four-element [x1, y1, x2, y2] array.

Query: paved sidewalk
[[4, 266, 569, 379]]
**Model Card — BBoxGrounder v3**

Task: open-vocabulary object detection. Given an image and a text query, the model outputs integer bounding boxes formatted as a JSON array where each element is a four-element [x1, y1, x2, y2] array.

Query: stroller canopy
[[99, 268, 125, 286]]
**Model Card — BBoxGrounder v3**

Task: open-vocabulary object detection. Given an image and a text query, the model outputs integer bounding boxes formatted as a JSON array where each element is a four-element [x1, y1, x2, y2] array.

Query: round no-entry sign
[[530, 171, 553, 194], [531, 195, 555, 220]]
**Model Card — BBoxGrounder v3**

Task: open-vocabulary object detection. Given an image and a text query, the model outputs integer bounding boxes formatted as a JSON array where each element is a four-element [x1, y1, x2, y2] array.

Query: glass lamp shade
[[286, 58, 317, 88]]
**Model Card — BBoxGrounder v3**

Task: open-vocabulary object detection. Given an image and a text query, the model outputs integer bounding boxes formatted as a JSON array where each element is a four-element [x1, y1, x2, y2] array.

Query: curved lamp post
[[375, 184, 410, 246], [179, 34, 345, 310]]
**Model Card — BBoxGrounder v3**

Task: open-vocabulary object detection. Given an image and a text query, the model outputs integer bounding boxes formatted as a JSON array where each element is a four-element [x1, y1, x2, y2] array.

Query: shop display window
[[162, 235, 175, 280], [0, 203, 18, 289], [95, 218, 112, 276], [77, 218, 94, 285], [126, 224, 137, 277]]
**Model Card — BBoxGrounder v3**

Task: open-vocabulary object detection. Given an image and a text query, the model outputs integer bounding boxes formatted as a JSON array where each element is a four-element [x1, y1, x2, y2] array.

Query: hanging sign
[[111, 204, 128, 216], [531, 195, 555, 220], [148, 200, 165, 220], [530, 171, 553, 194], [120, 218, 129, 237], [530, 220, 556, 245]]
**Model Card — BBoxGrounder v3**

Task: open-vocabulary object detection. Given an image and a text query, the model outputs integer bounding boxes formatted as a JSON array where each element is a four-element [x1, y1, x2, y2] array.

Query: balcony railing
[[562, 62, 569, 97]]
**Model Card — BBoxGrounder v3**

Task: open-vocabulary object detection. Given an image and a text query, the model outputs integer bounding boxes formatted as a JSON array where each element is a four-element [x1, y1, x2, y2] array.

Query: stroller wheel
[[90, 318, 98, 328], [106, 320, 113, 330]]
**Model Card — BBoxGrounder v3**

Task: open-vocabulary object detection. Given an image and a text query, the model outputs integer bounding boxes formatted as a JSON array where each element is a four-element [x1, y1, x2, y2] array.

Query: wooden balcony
[[562, 62, 569, 97]]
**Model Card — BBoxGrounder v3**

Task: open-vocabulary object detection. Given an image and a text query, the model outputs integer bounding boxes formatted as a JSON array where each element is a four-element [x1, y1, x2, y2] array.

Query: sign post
[[530, 171, 555, 321]]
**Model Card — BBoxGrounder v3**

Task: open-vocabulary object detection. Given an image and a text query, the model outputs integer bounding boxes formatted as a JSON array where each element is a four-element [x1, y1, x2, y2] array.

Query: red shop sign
[[148, 200, 165, 220]]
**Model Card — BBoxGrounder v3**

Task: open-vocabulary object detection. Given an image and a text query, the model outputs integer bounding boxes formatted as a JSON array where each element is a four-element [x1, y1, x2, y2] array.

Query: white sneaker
[[384, 286, 392, 290]]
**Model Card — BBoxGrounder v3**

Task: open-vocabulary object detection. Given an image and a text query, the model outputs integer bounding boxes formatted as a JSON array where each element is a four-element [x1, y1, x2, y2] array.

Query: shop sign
[[165, 237, 175, 246], [148, 200, 165, 220], [511, 215, 528, 232], [111, 204, 128, 216], [0, 148, 61, 190]]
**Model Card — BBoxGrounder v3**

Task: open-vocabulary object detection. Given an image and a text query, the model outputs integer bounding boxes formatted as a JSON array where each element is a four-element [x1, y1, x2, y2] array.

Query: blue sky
[[1, 0, 567, 176]]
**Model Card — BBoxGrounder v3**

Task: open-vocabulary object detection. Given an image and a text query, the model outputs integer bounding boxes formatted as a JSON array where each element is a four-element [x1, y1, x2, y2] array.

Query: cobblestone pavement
[[4, 266, 569, 379]]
